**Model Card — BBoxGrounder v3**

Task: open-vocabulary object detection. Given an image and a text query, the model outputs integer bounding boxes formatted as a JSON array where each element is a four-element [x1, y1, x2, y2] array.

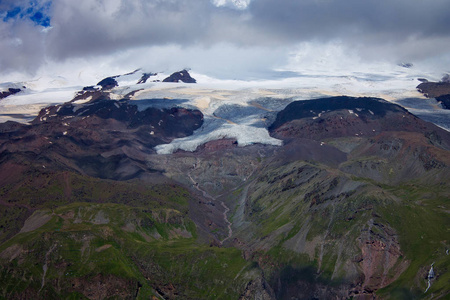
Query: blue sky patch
[[30, 10, 50, 27], [2, 1, 51, 27], [4, 7, 22, 21]]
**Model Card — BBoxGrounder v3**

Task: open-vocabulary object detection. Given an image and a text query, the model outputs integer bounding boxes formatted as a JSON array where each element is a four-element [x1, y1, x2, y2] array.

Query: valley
[[2, 0, 450, 298], [0, 71, 449, 299]]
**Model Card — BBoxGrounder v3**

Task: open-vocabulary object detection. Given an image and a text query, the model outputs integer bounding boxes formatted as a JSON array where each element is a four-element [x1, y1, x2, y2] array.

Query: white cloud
[[211, 0, 253, 10]]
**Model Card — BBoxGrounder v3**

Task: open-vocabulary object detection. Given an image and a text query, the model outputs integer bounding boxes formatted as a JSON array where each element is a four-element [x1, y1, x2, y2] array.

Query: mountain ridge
[[0, 93, 449, 299]]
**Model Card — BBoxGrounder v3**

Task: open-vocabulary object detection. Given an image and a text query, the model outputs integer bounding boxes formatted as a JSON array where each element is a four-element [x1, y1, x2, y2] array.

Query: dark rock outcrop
[[96, 77, 118, 90], [417, 81, 450, 98], [0, 87, 23, 99], [270, 96, 406, 131], [436, 94, 450, 109], [416, 77, 450, 110], [137, 72, 157, 84], [163, 70, 196, 83]]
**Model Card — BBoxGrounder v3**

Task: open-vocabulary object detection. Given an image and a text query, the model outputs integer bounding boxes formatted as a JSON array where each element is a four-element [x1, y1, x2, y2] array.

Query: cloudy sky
[[1, 0, 449, 81]]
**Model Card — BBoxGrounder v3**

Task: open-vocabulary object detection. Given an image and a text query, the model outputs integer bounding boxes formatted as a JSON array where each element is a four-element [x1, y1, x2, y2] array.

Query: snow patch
[[348, 109, 359, 117], [1, 68, 448, 138], [73, 96, 93, 105]]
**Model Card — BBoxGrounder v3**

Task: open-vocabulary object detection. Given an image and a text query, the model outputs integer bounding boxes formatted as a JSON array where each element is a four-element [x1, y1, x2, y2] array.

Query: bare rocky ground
[[0, 96, 449, 299]]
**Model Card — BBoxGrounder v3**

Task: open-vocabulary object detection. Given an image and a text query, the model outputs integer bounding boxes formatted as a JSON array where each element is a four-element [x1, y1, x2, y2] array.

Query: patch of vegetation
[[376, 184, 450, 298], [1, 170, 192, 212], [0, 206, 30, 243], [0, 202, 251, 299]]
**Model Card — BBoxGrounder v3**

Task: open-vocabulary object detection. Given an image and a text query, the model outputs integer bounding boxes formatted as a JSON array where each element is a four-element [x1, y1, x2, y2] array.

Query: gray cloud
[[1, 0, 449, 77], [0, 19, 46, 73], [252, 0, 450, 38], [46, 0, 212, 59]]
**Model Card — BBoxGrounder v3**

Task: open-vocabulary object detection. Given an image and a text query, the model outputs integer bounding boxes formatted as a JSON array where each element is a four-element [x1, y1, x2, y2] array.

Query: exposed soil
[[19, 211, 52, 233], [70, 274, 139, 299]]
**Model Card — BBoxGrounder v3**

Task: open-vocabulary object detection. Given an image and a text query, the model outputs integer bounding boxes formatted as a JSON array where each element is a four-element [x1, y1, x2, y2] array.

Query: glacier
[[1, 66, 449, 153]]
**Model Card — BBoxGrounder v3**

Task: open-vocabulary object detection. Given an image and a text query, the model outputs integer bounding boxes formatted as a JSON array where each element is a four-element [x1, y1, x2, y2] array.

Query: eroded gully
[[187, 162, 233, 245]]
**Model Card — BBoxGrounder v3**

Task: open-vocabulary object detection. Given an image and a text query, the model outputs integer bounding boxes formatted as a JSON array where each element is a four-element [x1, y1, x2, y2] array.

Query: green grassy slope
[[228, 150, 449, 299], [0, 202, 254, 299]]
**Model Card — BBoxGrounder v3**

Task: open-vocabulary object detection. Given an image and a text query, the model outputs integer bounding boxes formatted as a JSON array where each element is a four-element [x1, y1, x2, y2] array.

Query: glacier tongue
[[154, 123, 282, 154]]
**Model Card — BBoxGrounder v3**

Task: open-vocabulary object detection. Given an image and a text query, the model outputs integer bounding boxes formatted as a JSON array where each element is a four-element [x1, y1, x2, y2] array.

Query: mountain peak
[[162, 69, 197, 83]]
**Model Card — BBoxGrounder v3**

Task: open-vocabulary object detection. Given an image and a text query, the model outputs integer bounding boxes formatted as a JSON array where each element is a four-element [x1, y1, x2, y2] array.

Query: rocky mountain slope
[[0, 94, 449, 299], [417, 78, 450, 99], [417, 77, 450, 111], [417, 82, 450, 99]]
